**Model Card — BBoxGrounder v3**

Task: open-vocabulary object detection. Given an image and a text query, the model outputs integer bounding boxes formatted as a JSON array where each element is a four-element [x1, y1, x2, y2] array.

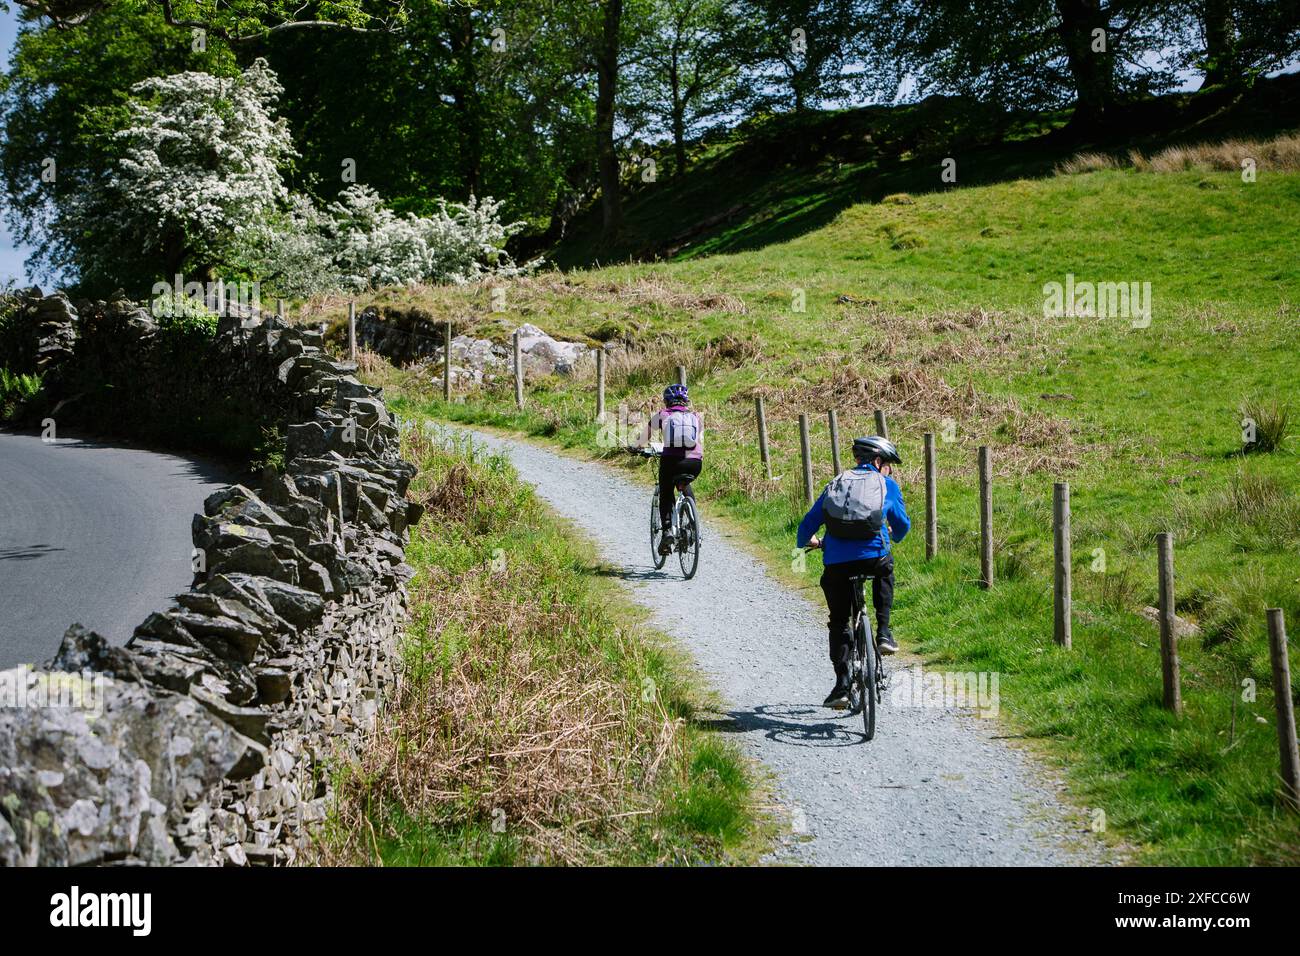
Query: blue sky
[[0, 4, 31, 286]]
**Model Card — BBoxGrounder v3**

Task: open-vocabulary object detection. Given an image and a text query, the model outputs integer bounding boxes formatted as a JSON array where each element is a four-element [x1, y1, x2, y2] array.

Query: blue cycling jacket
[[796, 463, 911, 564]]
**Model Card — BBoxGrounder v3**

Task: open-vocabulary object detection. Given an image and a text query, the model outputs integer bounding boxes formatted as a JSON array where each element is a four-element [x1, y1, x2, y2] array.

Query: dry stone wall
[[0, 290, 423, 866]]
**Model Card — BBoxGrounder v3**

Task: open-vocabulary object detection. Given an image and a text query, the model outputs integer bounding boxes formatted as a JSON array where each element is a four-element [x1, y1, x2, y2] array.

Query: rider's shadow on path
[[696, 703, 864, 748]]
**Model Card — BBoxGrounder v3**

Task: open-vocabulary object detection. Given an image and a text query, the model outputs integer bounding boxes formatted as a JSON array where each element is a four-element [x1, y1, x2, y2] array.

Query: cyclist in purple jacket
[[798, 435, 910, 708], [644, 384, 703, 556]]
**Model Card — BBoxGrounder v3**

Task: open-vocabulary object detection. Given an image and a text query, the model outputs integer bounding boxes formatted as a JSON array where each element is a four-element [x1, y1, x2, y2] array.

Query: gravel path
[[463, 427, 1114, 866]]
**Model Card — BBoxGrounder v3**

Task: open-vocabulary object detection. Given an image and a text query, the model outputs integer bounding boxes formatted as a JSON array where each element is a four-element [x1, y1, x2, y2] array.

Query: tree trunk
[[1055, 0, 1115, 131], [449, 5, 482, 199], [1200, 0, 1238, 88], [596, 0, 624, 240], [670, 58, 687, 177]]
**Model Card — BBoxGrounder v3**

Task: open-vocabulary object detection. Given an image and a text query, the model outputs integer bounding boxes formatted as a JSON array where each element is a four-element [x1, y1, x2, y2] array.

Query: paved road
[[460, 427, 1116, 866], [0, 429, 235, 669]]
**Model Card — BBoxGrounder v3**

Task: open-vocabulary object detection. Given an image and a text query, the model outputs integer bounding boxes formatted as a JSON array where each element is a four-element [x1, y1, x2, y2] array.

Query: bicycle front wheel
[[650, 488, 667, 569], [677, 497, 700, 580], [859, 618, 877, 741]]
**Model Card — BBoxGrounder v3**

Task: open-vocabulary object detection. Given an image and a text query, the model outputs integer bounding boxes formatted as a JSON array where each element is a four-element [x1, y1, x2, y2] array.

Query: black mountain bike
[[847, 574, 886, 740], [637, 445, 701, 580]]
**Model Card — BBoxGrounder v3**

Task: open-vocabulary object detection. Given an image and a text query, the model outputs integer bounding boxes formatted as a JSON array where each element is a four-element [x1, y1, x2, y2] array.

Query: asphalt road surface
[[0, 428, 235, 669]]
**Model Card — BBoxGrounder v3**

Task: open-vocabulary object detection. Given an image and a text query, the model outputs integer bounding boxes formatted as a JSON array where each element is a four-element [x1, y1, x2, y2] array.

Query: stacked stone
[[0, 300, 422, 867]]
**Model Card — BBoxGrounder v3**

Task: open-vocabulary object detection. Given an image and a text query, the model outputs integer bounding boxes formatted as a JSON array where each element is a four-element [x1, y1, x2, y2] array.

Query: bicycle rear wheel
[[859, 617, 877, 741], [650, 488, 667, 569], [677, 497, 700, 580]]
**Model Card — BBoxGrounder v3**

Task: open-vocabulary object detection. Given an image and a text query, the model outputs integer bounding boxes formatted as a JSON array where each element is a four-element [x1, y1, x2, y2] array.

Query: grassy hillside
[[313, 149, 1300, 864], [548, 73, 1300, 269]]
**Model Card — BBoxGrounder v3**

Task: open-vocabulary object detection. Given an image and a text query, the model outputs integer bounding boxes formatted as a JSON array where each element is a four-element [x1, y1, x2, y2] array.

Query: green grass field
[[340, 156, 1300, 865]]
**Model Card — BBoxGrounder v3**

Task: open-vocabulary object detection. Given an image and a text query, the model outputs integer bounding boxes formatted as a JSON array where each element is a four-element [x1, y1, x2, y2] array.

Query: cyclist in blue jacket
[[797, 435, 910, 708]]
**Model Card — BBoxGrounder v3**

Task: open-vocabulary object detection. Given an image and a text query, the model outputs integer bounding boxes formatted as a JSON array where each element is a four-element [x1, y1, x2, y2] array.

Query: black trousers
[[658, 456, 702, 526], [819, 555, 894, 671]]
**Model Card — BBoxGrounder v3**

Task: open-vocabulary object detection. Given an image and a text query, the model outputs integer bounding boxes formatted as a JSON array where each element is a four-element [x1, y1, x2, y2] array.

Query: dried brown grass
[[1055, 152, 1122, 175], [603, 328, 763, 392], [1140, 134, 1300, 172], [347, 568, 677, 864], [314, 438, 687, 865], [738, 362, 1084, 475], [510, 273, 748, 316], [1059, 135, 1300, 176]]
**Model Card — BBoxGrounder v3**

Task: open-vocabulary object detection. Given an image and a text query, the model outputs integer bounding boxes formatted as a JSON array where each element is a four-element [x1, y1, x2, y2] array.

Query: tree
[[878, 0, 1178, 130], [595, 0, 626, 238], [12, 0, 404, 38], [111, 60, 295, 277], [623, 0, 747, 176], [0, 2, 239, 292], [1174, 0, 1300, 88], [741, 0, 885, 112]]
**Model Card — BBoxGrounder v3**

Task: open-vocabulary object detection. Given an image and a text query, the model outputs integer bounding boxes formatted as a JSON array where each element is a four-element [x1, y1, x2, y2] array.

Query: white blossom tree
[[101, 57, 295, 280], [75, 57, 537, 296], [240, 185, 541, 296]]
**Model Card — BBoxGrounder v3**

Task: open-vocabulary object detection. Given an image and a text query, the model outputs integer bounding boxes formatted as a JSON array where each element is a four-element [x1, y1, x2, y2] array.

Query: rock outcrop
[[354, 306, 609, 387]]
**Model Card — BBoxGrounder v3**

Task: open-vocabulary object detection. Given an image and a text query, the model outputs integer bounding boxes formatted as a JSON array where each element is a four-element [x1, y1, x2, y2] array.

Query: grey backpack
[[663, 409, 699, 449], [822, 469, 887, 540]]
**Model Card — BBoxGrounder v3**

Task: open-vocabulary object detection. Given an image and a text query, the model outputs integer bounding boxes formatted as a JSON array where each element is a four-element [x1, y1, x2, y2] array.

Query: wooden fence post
[[596, 348, 606, 420], [1157, 532, 1182, 715], [924, 432, 937, 561], [1266, 609, 1300, 811], [1053, 482, 1072, 649], [675, 364, 686, 386], [799, 413, 814, 505], [443, 320, 452, 402], [513, 330, 524, 409], [276, 298, 285, 320], [874, 408, 889, 439], [828, 409, 842, 475], [347, 301, 357, 363], [756, 396, 772, 480], [978, 446, 993, 588]]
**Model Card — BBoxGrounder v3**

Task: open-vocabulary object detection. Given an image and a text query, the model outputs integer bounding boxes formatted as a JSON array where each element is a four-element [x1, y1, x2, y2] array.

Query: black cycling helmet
[[852, 435, 901, 465]]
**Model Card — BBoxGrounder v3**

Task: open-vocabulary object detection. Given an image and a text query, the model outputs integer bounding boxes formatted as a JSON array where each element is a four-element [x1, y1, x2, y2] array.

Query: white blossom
[[108, 59, 295, 269]]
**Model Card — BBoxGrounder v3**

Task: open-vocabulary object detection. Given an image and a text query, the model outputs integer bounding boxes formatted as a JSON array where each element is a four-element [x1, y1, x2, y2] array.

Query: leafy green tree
[[0, 3, 238, 291], [623, 0, 748, 176], [878, 0, 1179, 129], [1174, 0, 1300, 88], [740, 0, 886, 112]]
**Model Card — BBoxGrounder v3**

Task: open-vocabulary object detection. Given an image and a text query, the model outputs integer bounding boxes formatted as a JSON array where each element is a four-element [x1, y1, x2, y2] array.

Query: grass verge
[[312, 420, 770, 865]]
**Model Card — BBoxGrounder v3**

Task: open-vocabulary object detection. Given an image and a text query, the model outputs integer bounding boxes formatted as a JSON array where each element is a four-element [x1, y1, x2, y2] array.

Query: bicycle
[[807, 540, 886, 741], [847, 573, 886, 741], [635, 444, 701, 580]]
